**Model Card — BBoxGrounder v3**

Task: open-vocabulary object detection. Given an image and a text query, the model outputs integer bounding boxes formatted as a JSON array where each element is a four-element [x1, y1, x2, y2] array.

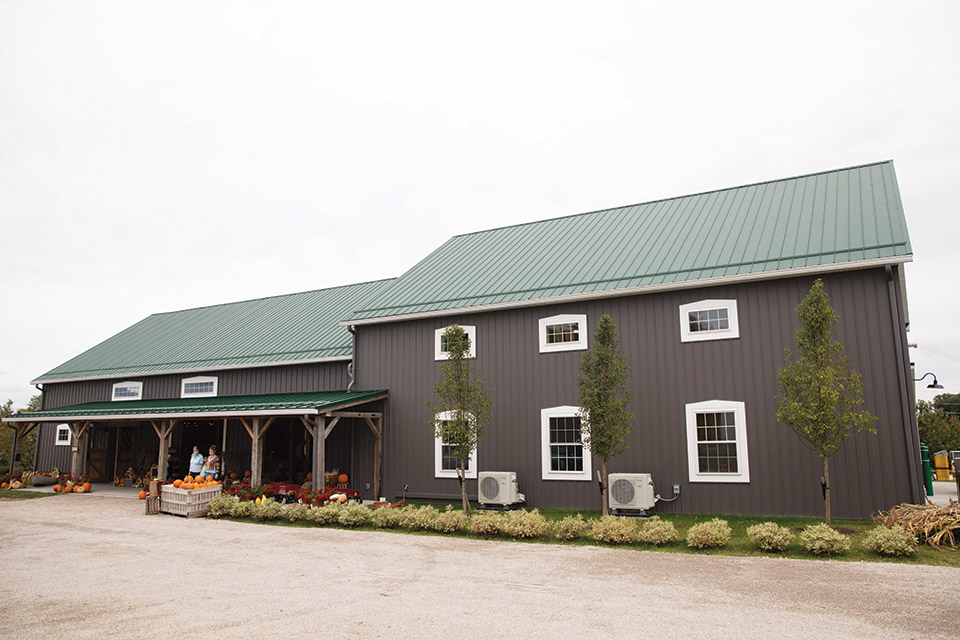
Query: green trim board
[[3, 390, 388, 422], [348, 161, 911, 322], [33, 279, 395, 384]]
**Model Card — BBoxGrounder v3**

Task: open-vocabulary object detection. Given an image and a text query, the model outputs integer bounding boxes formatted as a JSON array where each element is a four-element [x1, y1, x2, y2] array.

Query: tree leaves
[[577, 314, 633, 463]]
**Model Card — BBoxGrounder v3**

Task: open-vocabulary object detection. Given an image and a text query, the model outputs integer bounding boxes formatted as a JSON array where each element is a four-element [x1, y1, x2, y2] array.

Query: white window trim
[[181, 375, 218, 398], [538, 314, 589, 353], [541, 405, 592, 481], [433, 411, 478, 479], [679, 299, 739, 343], [685, 399, 750, 483], [55, 424, 72, 446], [111, 380, 143, 402], [434, 325, 476, 360]]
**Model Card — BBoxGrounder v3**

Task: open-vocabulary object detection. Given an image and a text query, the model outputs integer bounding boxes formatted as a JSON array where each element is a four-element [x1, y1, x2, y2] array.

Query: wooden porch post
[[8, 425, 20, 475], [363, 416, 383, 500], [69, 422, 92, 477], [154, 420, 176, 481], [312, 416, 326, 491], [250, 418, 261, 487]]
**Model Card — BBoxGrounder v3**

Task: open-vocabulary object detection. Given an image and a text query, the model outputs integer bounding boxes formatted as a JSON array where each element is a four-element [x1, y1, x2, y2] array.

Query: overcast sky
[[1, 1, 957, 409]]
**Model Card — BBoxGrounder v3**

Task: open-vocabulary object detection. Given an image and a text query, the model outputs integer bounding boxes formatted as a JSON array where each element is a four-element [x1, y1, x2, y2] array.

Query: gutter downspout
[[886, 264, 923, 503], [347, 325, 357, 392]]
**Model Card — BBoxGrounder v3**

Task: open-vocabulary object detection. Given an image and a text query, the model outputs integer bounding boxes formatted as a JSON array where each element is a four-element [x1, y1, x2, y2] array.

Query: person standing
[[188, 446, 204, 478], [201, 445, 220, 480]]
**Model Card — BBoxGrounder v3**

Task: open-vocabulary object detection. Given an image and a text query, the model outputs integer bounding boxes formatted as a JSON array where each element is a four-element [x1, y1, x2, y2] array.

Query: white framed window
[[181, 375, 218, 398], [434, 325, 476, 360], [111, 381, 143, 401], [55, 424, 71, 446], [679, 299, 739, 343], [541, 405, 592, 481], [433, 411, 478, 479], [538, 314, 588, 353], [685, 400, 750, 483]]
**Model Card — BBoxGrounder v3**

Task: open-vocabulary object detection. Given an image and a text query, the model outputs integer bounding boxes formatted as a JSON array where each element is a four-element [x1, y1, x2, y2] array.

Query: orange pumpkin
[[229, 472, 238, 480], [53, 485, 62, 492], [82, 482, 91, 492], [138, 490, 147, 500], [305, 472, 313, 481], [337, 473, 348, 484], [184, 475, 194, 483], [173, 479, 183, 488], [243, 470, 251, 478], [64, 485, 73, 493], [183, 483, 194, 490], [1, 482, 7, 489]]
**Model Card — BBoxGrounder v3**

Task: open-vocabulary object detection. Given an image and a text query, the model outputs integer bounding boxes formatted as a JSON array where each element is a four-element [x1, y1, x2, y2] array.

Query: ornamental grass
[[686, 518, 732, 549], [862, 524, 916, 557], [874, 502, 960, 548]]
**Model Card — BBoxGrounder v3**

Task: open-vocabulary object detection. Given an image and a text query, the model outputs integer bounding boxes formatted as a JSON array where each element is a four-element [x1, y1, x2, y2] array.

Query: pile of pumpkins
[[1, 480, 24, 490], [54, 481, 91, 494], [172, 475, 220, 491]]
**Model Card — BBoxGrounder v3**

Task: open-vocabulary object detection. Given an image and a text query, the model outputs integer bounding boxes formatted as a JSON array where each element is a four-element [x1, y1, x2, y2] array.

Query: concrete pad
[[928, 480, 958, 506]]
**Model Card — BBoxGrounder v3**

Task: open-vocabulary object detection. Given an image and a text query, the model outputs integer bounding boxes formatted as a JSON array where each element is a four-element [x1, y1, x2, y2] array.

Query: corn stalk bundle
[[874, 501, 960, 548]]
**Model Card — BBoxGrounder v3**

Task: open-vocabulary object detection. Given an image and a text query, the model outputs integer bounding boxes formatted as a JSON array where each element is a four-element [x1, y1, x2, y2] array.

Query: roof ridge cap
[[449, 160, 894, 240], [151, 277, 397, 317]]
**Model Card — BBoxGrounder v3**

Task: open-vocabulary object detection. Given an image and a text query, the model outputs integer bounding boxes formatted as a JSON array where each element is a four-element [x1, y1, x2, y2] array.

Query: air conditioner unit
[[608, 473, 656, 513], [478, 471, 525, 507]]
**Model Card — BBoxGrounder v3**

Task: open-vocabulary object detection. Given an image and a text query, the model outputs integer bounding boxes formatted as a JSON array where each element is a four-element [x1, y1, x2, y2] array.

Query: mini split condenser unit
[[608, 473, 656, 513], [478, 471, 525, 507]]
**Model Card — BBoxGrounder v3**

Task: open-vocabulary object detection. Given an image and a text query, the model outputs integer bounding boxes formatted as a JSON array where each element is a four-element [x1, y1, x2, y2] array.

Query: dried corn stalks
[[874, 501, 960, 548]]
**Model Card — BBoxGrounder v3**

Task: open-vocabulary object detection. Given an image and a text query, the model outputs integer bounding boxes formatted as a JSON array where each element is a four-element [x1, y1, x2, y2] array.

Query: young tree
[[578, 314, 634, 516], [776, 279, 876, 525], [427, 325, 491, 515], [917, 400, 960, 454]]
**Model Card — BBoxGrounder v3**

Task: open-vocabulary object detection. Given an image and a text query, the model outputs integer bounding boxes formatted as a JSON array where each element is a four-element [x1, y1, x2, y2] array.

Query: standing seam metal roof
[[347, 161, 911, 321], [34, 279, 395, 383]]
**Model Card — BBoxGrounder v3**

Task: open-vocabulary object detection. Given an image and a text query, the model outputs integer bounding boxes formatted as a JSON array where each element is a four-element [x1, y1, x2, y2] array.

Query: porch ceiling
[[3, 390, 387, 422]]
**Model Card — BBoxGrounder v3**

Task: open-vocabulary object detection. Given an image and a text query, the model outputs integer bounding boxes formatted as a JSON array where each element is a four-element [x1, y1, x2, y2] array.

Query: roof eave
[[32, 354, 353, 386], [342, 255, 913, 326]]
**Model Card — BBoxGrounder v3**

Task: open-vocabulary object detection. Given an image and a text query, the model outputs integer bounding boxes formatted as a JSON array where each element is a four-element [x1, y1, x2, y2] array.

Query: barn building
[[7, 161, 921, 518]]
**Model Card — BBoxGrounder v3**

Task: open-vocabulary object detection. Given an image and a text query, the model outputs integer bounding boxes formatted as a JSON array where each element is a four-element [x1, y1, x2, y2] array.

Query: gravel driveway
[[1, 495, 957, 640]]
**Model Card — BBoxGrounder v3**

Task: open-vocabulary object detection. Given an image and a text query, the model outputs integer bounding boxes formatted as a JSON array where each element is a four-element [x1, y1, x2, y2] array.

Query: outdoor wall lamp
[[913, 372, 944, 389]]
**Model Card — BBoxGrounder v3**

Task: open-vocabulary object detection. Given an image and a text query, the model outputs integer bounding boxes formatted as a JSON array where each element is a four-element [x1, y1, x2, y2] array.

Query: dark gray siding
[[33, 423, 73, 472], [356, 267, 916, 518], [41, 361, 350, 409]]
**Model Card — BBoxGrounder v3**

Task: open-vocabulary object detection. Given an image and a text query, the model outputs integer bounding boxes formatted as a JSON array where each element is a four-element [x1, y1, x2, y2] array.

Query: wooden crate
[[160, 485, 222, 518]]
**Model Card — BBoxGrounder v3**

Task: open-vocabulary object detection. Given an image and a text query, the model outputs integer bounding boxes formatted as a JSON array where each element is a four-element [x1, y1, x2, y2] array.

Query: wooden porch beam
[[250, 418, 262, 487], [239, 418, 254, 439], [373, 416, 382, 500], [299, 416, 315, 438], [150, 420, 162, 439], [328, 411, 382, 419], [311, 415, 326, 491], [362, 416, 380, 438]]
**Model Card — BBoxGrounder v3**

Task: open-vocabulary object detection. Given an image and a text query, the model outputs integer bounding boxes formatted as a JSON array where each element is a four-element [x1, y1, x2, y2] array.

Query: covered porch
[[6, 390, 387, 496]]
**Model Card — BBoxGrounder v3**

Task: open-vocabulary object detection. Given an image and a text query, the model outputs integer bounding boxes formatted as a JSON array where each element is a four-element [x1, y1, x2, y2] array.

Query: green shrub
[[231, 499, 255, 519], [284, 503, 310, 523], [799, 523, 851, 556], [370, 506, 404, 528], [206, 493, 238, 518], [398, 505, 439, 530], [501, 509, 549, 539], [686, 518, 732, 549], [307, 503, 343, 525], [468, 511, 503, 536], [432, 506, 469, 533], [251, 498, 285, 521], [337, 501, 372, 527], [746, 522, 794, 552], [591, 515, 638, 544], [637, 516, 678, 546], [554, 514, 590, 541], [862, 524, 916, 557]]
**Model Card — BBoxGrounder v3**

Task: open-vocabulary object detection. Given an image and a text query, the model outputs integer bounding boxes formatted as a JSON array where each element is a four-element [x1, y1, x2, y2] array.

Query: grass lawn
[[215, 500, 960, 567], [0, 488, 55, 500]]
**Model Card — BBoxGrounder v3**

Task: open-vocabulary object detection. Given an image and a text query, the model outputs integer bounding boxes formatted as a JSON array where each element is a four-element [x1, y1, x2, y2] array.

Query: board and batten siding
[[40, 361, 350, 409], [355, 267, 917, 519]]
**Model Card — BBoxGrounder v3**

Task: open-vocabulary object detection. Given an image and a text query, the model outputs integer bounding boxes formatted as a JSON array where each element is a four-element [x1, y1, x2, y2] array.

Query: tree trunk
[[459, 461, 471, 516], [601, 461, 608, 516], [823, 457, 831, 526]]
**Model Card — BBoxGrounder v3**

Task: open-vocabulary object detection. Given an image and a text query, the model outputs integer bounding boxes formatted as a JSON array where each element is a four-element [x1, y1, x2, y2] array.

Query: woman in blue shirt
[[189, 446, 204, 477]]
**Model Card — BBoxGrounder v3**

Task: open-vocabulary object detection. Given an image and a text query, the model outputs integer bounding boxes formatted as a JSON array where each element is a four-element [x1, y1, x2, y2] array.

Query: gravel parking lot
[[1, 495, 957, 640]]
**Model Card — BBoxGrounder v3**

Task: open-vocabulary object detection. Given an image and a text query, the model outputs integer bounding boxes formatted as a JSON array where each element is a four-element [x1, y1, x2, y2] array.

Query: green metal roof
[[349, 161, 911, 322], [34, 279, 394, 383], [3, 390, 388, 422]]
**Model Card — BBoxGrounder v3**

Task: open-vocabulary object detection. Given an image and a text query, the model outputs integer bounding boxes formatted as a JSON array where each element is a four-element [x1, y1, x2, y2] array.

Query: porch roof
[[3, 390, 387, 423]]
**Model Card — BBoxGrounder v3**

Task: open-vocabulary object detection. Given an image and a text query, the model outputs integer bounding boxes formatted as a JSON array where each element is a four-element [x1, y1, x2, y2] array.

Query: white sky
[[1, 1, 957, 409]]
